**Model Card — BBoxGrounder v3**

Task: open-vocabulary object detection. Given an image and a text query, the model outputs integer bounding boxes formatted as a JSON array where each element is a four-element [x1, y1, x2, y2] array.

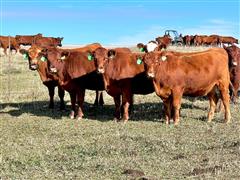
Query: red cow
[[89, 47, 154, 122], [0, 36, 20, 55], [142, 48, 231, 125], [38, 44, 104, 120], [224, 45, 240, 103], [15, 33, 42, 46], [34, 36, 63, 47]]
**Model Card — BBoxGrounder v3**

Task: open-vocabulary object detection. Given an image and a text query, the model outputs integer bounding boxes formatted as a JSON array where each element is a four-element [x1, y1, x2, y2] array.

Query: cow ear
[[137, 43, 146, 52], [60, 51, 70, 60], [86, 51, 94, 61], [108, 49, 116, 59]]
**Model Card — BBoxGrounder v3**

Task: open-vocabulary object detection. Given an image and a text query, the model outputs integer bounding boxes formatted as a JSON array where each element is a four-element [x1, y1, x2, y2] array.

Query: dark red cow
[[89, 47, 154, 122], [38, 44, 104, 120], [142, 48, 231, 125], [219, 36, 238, 46], [0, 36, 20, 55], [224, 45, 240, 103], [15, 33, 42, 46], [34, 36, 63, 47]]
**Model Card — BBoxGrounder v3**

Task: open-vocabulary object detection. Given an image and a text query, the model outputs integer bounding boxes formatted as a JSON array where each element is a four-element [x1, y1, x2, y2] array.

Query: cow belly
[[132, 72, 154, 94], [74, 71, 105, 91]]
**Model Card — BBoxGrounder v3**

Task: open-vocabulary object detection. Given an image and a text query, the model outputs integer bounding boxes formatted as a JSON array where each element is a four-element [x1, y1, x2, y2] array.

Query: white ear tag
[[60, 55, 66, 60], [161, 56, 167, 61]]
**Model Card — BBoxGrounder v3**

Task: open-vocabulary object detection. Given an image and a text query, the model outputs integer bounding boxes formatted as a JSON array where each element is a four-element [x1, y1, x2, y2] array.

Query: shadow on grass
[[0, 97, 214, 123]]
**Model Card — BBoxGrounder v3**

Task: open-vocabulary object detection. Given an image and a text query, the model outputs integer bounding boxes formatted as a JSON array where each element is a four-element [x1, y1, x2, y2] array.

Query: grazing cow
[[142, 48, 231, 125], [38, 44, 104, 120], [34, 36, 63, 47], [201, 35, 219, 46], [224, 45, 240, 103], [183, 35, 192, 46], [219, 36, 238, 46], [0, 36, 20, 55], [89, 47, 154, 122], [15, 33, 42, 46]]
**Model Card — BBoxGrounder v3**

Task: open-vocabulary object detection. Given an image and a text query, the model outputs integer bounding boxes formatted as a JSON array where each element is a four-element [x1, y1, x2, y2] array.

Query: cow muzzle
[[147, 72, 155, 78], [50, 67, 58, 74], [30, 64, 38, 70], [97, 68, 105, 74]]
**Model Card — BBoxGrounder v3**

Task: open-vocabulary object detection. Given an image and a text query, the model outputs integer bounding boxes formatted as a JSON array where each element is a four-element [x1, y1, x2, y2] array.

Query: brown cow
[[0, 36, 20, 55], [38, 44, 104, 120], [89, 47, 154, 122], [224, 45, 240, 103], [142, 48, 231, 125], [155, 35, 172, 49], [15, 33, 42, 46], [219, 36, 238, 46], [34, 36, 63, 47], [183, 35, 192, 46]]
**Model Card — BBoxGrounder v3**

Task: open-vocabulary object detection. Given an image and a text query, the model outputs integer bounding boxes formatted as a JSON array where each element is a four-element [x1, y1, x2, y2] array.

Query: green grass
[[0, 52, 240, 179]]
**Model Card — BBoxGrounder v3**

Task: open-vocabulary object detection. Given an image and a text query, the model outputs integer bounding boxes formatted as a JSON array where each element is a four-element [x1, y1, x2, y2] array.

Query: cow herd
[[1, 33, 239, 125]]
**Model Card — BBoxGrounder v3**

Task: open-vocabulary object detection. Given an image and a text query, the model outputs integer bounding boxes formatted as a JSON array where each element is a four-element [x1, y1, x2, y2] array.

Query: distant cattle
[[89, 47, 154, 122], [34, 36, 63, 47], [15, 33, 42, 46], [183, 35, 193, 46], [224, 45, 240, 103], [142, 48, 231, 125], [38, 43, 104, 120], [219, 36, 238, 46], [0, 36, 19, 55], [155, 35, 172, 49]]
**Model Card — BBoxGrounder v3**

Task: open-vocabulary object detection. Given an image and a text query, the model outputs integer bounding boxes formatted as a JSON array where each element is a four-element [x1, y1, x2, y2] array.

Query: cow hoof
[[77, 116, 82, 121], [69, 111, 75, 119], [225, 120, 231, 124], [113, 118, 120, 122]]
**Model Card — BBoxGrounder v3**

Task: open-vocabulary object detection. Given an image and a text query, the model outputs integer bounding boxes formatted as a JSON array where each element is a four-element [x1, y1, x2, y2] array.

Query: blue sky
[[1, 0, 239, 45]]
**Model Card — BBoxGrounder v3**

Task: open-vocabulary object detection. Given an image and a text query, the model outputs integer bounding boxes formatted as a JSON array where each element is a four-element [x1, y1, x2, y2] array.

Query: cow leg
[[94, 90, 99, 106], [76, 89, 85, 120], [231, 80, 239, 103], [99, 91, 104, 106], [163, 98, 172, 125], [47, 85, 55, 109], [69, 92, 76, 119], [219, 84, 231, 123], [58, 86, 65, 110], [122, 92, 133, 123], [113, 95, 121, 121], [207, 88, 218, 122], [172, 92, 182, 125]]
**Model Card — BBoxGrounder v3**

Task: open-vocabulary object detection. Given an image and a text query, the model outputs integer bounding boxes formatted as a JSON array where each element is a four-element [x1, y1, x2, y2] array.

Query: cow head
[[19, 45, 44, 70], [56, 37, 63, 47], [143, 52, 166, 78], [88, 47, 109, 74], [224, 45, 239, 67]]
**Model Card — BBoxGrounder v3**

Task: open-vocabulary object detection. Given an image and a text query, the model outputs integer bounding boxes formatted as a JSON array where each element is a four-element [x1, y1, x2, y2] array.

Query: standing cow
[[142, 48, 231, 125]]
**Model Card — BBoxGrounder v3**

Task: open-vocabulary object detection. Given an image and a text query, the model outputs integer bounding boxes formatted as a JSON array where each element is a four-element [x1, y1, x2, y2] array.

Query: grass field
[[0, 47, 240, 179]]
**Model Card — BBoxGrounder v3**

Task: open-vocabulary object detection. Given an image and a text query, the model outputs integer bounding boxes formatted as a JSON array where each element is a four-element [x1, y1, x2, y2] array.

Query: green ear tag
[[137, 58, 142, 65], [139, 47, 144, 52], [87, 54, 93, 61], [23, 53, 28, 60], [40, 56, 47, 62]]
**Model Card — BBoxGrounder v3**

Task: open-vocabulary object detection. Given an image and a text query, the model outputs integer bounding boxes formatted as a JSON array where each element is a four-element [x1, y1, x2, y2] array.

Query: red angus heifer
[[39, 45, 104, 120], [34, 36, 63, 47], [89, 47, 154, 122], [20, 45, 65, 110], [224, 45, 240, 103], [143, 48, 231, 125], [0, 36, 20, 55], [15, 33, 42, 46]]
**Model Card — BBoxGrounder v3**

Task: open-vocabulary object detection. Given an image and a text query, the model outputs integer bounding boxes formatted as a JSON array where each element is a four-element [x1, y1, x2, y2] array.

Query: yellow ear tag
[[161, 56, 167, 61]]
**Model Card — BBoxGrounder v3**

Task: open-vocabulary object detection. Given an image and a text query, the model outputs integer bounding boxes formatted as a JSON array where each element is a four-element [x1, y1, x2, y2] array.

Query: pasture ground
[[0, 47, 240, 179]]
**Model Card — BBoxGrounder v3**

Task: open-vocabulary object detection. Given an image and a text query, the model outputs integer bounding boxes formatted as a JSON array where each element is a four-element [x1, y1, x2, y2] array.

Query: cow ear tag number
[[137, 58, 142, 65], [88, 54, 93, 61], [23, 53, 28, 60], [139, 47, 144, 52], [41, 56, 47, 62]]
